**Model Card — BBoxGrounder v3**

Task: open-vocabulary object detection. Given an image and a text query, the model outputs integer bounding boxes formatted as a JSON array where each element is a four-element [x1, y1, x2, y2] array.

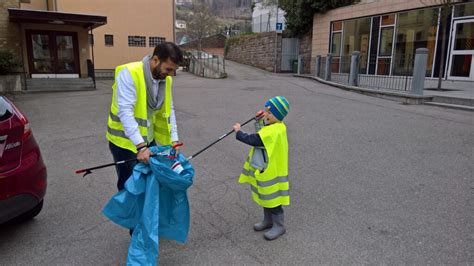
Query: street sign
[[276, 22, 283, 33]]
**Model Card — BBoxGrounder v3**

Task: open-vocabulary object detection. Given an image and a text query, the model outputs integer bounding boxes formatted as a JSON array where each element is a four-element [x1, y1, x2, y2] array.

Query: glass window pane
[[379, 27, 394, 56], [393, 8, 438, 76], [454, 22, 474, 51], [381, 14, 395, 25], [105, 34, 114, 46], [333, 21, 342, 31], [450, 55, 472, 77], [331, 32, 341, 55], [342, 17, 371, 73], [56, 36, 76, 72], [331, 57, 340, 73], [32, 34, 50, 60], [377, 58, 391, 75], [454, 2, 474, 17]]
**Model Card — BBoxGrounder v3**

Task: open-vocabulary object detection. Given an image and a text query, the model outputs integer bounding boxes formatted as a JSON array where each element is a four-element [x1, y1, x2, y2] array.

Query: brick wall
[[0, 0, 22, 58], [226, 32, 282, 72]]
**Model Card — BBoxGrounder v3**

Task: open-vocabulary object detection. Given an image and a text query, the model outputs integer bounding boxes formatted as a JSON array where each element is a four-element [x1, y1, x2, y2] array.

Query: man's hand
[[136, 144, 152, 164], [233, 123, 241, 132]]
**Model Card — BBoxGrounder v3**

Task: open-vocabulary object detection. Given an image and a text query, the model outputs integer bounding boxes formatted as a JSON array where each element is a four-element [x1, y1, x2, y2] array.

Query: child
[[233, 96, 290, 241]]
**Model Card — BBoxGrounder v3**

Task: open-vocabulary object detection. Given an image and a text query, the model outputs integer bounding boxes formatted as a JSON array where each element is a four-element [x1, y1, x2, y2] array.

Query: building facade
[[312, 0, 474, 82], [3, 0, 174, 79]]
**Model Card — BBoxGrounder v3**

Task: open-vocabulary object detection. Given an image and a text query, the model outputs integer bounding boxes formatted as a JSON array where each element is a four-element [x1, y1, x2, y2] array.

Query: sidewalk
[[423, 79, 474, 100]]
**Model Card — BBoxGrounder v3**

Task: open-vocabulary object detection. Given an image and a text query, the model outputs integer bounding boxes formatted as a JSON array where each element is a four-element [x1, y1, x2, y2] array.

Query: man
[[106, 42, 183, 191]]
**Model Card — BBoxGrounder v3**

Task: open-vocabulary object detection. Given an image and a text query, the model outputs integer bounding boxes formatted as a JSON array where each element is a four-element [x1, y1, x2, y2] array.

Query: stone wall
[[299, 32, 312, 74], [226, 32, 282, 72]]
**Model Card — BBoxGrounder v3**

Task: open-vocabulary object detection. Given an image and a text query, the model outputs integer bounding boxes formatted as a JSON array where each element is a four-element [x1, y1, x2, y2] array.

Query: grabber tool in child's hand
[[186, 110, 264, 161]]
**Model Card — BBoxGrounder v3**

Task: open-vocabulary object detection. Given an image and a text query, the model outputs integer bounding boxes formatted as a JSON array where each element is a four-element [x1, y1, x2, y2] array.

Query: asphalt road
[[1, 61, 472, 264]]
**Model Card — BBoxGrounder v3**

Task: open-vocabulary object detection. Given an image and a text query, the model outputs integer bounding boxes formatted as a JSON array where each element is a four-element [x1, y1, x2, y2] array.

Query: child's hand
[[233, 123, 241, 132]]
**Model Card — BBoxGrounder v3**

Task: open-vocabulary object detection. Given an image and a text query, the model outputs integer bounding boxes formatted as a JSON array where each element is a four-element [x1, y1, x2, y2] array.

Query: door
[[281, 38, 299, 72], [448, 19, 474, 80], [26, 30, 80, 78]]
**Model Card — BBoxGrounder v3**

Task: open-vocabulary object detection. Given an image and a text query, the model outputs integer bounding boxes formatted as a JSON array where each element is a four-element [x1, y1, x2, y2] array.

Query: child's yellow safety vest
[[239, 122, 289, 208]]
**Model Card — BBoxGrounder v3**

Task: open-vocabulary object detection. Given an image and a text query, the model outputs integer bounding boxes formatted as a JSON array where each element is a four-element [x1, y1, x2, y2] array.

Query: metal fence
[[187, 50, 227, 79], [330, 55, 351, 85], [307, 49, 428, 95], [358, 55, 413, 92]]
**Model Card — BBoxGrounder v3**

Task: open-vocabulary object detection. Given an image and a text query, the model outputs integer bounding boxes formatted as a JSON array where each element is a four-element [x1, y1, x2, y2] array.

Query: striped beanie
[[265, 96, 290, 121]]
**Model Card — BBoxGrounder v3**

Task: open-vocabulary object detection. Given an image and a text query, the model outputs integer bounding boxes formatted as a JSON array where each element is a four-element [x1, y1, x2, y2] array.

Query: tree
[[186, 3, 217, 51], [279, 0, 355, 37]]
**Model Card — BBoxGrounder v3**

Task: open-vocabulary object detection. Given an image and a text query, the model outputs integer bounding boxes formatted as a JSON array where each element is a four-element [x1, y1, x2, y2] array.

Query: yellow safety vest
[[239, 122, 289, 208], [106, 61, 172, 153]]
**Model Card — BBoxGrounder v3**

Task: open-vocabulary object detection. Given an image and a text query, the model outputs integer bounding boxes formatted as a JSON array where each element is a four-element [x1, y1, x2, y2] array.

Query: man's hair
[[153, 42, 183, 64]]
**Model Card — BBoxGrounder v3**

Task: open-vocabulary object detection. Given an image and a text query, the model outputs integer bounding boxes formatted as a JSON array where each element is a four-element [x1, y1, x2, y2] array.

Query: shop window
[[454, 22, 474, 51], [379, 27, 394, 56], [342, 17, 371, 74], [333, 21, 342, 31], [381, 14, 395, 26], [105, 35, 114, 46], [454, 2, 474, 17], [393, 8, 438, 76], [331, 32, 342, 55], [128, 36, 146, 47]]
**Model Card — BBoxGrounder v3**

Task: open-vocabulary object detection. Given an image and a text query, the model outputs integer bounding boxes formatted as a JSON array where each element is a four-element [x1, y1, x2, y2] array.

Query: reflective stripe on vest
[[106, 61, 172, 153], [239, 122, 289, 208]]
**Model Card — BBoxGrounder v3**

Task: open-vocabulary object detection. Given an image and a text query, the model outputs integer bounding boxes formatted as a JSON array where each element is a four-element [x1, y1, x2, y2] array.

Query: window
[[331, 21, 343, 72], [342, 17, 371, 73], [149, 37, 166, 47], [394, 8, 438, 76], [379, 27, 394, 56], [104, 34, 114, 46], [454, 2, 474, 17], [88, 34, 94, 45], [381, 14, 395, 26], [128, 36, 146, 47]]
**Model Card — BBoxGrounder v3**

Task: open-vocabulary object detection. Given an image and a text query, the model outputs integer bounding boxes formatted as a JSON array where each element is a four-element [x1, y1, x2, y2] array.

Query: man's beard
[[152, 62, 163, 79]]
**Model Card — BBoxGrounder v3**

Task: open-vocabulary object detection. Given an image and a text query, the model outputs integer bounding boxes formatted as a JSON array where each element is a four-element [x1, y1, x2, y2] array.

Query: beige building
[[2, 0, 174, 82], [312, 0, 474, 81]]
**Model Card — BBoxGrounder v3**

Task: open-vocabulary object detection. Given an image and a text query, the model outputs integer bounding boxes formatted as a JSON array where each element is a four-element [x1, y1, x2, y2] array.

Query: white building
[[252, 2, 285, 33]]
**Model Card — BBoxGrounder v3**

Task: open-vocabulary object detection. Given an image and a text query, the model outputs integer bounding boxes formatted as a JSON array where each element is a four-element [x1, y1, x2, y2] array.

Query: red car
[[0, 96, 47, 224]]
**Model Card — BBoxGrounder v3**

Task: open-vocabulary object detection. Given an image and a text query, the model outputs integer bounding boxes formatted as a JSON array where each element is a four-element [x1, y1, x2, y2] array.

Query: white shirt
[[116, 68, 179, 146]]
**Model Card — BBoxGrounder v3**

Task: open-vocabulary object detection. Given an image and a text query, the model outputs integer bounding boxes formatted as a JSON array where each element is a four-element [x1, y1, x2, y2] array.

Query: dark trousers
[[109, 142, 137, 191], [265, 205, 283, 215]]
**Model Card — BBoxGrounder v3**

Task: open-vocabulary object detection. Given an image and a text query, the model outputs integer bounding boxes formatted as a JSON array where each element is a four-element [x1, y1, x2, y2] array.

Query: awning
[[8, 8, 107, 29]]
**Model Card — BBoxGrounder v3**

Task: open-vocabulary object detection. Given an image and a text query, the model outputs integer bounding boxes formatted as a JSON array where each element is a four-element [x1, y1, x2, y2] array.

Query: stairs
[[425, 96, 474, 112], [26, 78, 95, 92]]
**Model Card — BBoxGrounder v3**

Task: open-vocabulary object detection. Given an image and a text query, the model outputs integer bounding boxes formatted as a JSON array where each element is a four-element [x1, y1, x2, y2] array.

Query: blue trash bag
[[103, 145, 194, 266]]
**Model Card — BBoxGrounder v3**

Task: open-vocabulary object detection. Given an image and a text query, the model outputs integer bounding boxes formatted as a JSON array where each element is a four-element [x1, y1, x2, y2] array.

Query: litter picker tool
[[75, 111, 264, 177], [186, 110, 264, 161]]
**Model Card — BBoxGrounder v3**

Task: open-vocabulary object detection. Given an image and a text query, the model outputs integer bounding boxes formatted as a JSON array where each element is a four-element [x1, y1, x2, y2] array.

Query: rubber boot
[[253, 208, 273, 231], [264, 213, 285, 240]]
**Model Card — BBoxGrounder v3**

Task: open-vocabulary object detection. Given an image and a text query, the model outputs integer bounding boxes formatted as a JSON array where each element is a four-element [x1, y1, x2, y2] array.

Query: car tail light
[[11, 103, 32, 139]]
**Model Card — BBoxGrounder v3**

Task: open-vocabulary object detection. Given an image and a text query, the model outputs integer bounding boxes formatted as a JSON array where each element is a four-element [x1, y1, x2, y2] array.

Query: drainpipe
[[173, 1, 176, 43], [90, 28, 95, 65]]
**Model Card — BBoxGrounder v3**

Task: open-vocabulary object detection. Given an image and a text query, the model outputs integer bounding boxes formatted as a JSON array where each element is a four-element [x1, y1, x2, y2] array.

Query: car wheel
[[11, 200, 44, 223]]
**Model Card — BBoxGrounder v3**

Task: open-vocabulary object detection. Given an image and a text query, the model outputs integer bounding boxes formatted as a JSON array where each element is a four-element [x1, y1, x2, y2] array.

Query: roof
[[8, 8, 107, 29]]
